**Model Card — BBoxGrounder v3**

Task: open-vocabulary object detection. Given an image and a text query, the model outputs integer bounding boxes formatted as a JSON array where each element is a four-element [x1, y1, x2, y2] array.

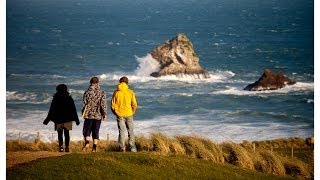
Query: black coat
[[43, 93, 80, 125]]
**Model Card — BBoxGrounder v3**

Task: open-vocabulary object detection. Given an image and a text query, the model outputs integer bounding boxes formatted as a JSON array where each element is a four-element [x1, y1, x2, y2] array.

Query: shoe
[[82, 141, 90, 151], [65, 147, 69, 152], [120, 147, 126, 152], [131, 148, 137, 152], [92, 144, 97, 152], [59, 146, 64, 152]]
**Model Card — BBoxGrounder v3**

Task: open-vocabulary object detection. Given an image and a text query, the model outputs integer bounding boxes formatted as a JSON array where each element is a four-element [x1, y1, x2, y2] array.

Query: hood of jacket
[[117, 82, 129, 91], [88, 83, 101, 92]]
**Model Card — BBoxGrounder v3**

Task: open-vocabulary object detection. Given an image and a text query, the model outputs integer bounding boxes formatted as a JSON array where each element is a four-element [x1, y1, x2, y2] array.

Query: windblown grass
[[253, 150, 286, 176], [281, 158, 310, 178], [6, 133, 313, 179], [222, 142, 254, 170], [176, 135, 224, 163]]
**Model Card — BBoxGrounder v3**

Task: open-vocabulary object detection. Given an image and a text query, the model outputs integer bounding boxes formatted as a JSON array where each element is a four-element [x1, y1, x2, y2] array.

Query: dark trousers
[[57, 127, 70, 147], [83, 119, 101, 140]]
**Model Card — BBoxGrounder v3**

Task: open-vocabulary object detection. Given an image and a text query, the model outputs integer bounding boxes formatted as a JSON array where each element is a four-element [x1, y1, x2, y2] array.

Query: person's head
[[119, 76, 129, 84], [90, 77, 99, 84], [56, 84, 68, 94]]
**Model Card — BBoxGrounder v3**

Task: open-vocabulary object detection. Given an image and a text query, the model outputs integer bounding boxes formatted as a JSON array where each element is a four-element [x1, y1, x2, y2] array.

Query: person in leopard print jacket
[[82, 76, 107, 152]]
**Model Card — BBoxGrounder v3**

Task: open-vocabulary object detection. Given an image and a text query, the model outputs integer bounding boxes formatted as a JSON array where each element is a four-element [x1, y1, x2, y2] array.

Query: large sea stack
[[244, 69, 296, 91], [150, 33, 210, 78]]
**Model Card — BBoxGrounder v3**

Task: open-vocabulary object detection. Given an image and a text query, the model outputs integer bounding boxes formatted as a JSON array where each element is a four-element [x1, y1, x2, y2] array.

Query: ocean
[[6, 0, 314, 143]]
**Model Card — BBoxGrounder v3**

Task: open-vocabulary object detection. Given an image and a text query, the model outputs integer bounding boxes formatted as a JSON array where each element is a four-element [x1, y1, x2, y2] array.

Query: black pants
[[57, 127, 70, 147], [83, 119, 101, 140]]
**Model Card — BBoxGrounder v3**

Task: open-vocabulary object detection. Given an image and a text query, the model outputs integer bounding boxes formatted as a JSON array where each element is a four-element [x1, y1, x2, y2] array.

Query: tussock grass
[[6, 134, 313, 179], [281, 158, 310, 178], [150, 133, 172, 154], [222, 142, 255, 170], [135, 135, 153, 151], [176, 135, 224, 163], [253, 150, 286, 175], [6, 140, 54, 152]]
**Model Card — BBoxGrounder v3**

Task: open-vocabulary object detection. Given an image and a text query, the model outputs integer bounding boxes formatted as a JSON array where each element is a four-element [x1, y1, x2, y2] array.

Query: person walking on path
[[82, 77, 107, 152], [111, 76, 138, 152], [43, 84, 80, 152]]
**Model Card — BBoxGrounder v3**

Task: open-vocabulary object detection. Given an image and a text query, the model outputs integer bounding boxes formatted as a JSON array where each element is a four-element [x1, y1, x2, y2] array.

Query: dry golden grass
[[176, 135, 224, 163], [253, 150, 286, 176], [135, 135, 153, 152], [150, 133, 172, 154], [222, 142, 255, 170], [281, 157, 310, 178]]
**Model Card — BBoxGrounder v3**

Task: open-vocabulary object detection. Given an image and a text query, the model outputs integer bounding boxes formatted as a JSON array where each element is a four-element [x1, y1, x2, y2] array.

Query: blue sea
[[6, 0, 314, 142]]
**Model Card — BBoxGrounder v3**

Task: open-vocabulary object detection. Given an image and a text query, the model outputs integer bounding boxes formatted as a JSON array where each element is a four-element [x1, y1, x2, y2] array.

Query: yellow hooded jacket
[[111, 82, 137, 117]]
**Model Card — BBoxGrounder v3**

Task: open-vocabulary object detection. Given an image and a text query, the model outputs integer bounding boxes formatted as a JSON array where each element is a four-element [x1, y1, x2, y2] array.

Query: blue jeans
[[117, 116, 136, 151]]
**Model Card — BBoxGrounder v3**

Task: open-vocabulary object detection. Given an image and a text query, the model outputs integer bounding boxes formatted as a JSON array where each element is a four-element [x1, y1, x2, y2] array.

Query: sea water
[[6, 0, 313, 142]]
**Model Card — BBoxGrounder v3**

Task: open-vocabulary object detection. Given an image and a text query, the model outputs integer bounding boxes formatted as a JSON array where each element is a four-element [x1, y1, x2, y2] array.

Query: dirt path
[[6, 151, 66, 169]]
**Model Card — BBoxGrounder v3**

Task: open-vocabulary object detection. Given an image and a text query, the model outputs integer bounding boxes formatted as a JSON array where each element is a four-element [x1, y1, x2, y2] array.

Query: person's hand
[[102, 115, 107, 121], [76, 121, 80, 126]]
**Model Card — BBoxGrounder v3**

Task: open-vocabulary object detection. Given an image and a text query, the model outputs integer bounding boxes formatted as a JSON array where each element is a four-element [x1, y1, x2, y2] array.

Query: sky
[[1, 0, 318, 178]]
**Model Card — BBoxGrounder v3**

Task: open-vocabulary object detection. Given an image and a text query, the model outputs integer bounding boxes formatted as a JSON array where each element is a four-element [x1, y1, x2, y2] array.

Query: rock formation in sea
[[244, 69, 296, 91], [149, 33, 210, 78]]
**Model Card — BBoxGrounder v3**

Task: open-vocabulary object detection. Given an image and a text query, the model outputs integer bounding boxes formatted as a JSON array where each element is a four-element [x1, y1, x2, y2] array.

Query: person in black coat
[[43, 84, 80, 152]]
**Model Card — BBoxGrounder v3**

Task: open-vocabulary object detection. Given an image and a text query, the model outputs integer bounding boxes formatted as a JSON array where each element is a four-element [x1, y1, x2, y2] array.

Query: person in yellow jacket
[[111, 76, 138, 152]]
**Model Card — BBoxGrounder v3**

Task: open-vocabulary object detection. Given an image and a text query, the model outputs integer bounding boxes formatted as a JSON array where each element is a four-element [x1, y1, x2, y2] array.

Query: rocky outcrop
[[244, 69, 296, 91], [150, 33, 210, 78]]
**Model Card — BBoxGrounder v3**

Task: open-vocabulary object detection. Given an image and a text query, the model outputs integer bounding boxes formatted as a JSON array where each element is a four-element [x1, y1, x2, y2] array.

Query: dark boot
[[59, 146, 64, 152], [82, 140, 90, 151], [92, 144, 97, 152]]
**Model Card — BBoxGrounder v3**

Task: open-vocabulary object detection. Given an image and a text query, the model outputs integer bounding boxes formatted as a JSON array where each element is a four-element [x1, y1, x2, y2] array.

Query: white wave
[[175, 93, 193, 97], [212, 82, 314, 96], [6, 91, 37, 101], [6, 111, 313, 143], [6, 91, 52, 104], [134, 54, 160, 77], [98, 70, 235, 84], [96, 53, 236, 84], [307, 99, 314, 103], [10, 73, 66, 78], [68, 89, 85, 95]]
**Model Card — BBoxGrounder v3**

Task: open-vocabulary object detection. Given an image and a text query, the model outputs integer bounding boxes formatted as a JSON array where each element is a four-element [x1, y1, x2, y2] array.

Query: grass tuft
[[281, 158, 310, 178], [222, 143, 255, 170], [254, 150, 286, 175], [176, 135, 223, 163]]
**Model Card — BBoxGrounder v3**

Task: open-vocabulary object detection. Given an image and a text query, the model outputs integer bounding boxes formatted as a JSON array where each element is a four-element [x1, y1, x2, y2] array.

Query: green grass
[[7, 152, 294, 180]]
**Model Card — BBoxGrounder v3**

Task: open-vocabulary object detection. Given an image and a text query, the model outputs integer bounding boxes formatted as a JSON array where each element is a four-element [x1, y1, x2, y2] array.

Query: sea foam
[[98, 54, 235, 84], [6, 109, 313, 143]]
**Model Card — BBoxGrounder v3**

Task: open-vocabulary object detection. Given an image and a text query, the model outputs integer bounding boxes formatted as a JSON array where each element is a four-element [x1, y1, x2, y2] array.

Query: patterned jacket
[[82, 83, 107, 120]]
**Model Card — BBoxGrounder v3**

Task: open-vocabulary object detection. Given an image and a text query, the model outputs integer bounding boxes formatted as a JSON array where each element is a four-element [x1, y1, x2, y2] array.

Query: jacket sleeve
[[110, 91, 117, 116], [82, 92, 87, 115], [69, 96, 80, 124], [43, 97, 55, 125], [100, 91, 107, 116], [131, 91, 138, 113]]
